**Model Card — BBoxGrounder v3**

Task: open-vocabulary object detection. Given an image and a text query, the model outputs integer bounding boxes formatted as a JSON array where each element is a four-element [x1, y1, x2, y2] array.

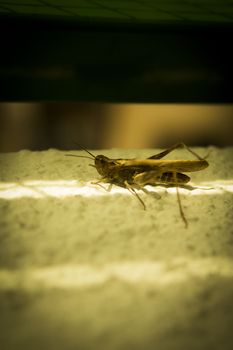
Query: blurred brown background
[[0, 102, 232, 152]]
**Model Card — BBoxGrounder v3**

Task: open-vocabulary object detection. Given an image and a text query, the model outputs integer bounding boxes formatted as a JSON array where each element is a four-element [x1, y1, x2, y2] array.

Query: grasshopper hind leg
[[148, 142, 206, 161], [173, 172, 188, 228], [176, 185, 188, 228]]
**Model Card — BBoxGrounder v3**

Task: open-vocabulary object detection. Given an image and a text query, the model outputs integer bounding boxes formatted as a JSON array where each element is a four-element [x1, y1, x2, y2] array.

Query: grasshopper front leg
[[91, 178, 113, 192]]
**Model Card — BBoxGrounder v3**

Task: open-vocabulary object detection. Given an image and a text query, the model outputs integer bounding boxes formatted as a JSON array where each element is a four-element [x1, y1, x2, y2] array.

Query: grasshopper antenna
[[65, 142, 96, 160], [72, 142, 96, 159], [65, 154, 94, 160]]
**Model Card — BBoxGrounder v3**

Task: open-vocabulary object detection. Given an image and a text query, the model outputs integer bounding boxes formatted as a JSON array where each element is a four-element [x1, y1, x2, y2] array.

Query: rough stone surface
[[0, 147, 233, 350]]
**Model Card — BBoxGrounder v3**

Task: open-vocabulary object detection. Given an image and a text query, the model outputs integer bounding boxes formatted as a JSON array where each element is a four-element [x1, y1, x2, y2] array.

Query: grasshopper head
[[95, 155, 114, 176]]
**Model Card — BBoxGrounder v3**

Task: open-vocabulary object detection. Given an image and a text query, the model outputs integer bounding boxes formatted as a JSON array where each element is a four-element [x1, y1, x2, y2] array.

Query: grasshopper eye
[[96, 155, 109, 164], [96, 155, 103, 163], [95, 157, 104, 169]]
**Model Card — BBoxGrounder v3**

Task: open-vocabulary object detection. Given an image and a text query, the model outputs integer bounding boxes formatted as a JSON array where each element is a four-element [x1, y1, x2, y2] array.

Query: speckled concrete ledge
[[0, 147, 233, 350]]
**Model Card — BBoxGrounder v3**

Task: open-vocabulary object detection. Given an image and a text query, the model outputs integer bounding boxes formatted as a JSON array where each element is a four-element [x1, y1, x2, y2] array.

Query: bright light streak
[[0, 180, 232, 199], [0, 180, 127, 199], [0, 258, 232, 290]]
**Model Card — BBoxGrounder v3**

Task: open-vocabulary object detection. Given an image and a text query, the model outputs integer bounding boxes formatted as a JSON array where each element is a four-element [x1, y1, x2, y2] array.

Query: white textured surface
[[0, 147, 233, 350]]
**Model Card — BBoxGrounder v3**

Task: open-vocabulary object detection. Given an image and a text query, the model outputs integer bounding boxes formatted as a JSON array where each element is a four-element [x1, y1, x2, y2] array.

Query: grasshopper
[[66, 143, 209, 227]]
